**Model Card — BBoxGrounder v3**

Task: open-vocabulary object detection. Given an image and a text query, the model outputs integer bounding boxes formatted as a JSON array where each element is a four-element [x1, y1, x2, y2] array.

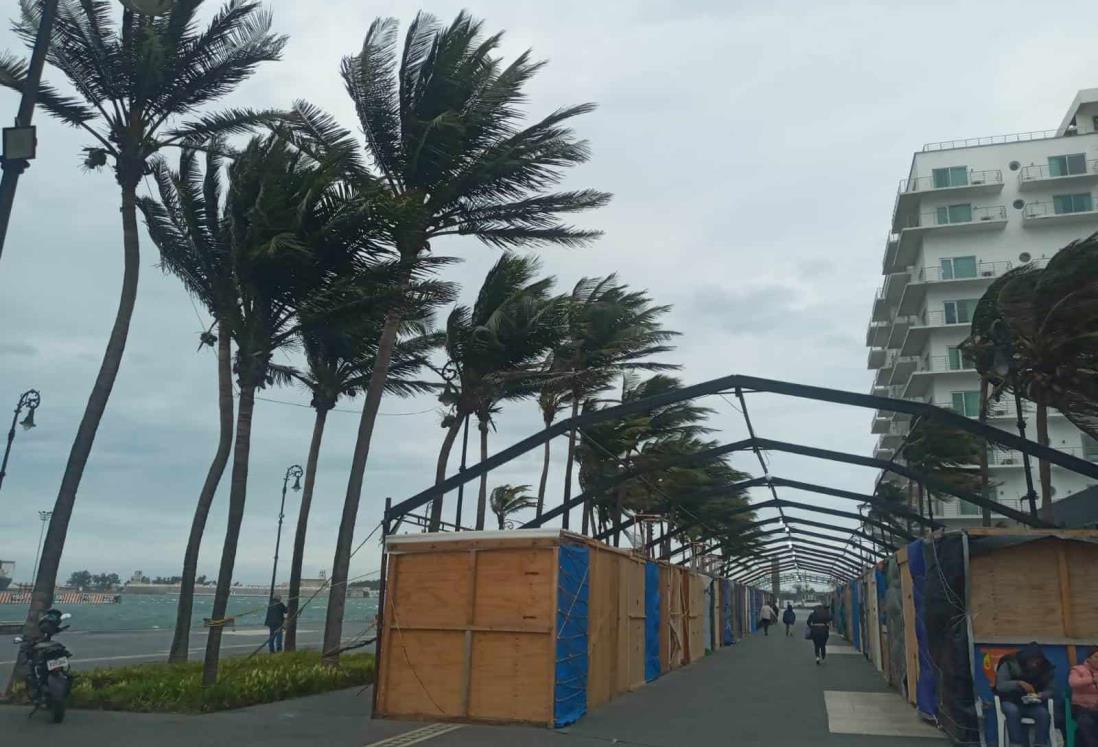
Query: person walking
[[782, 602, 797, 637], [808, 602, 832, 665], [265, 594, 288, 654], [759, 601, 777, 636], [1070, 649, 1098, 747], [994, 643, 1055, 747]]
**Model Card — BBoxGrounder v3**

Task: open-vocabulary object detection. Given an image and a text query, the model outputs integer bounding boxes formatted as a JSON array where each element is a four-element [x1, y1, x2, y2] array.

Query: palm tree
[[0, 0, 284, 631], [900, 418, 982, 523], [303, 11, 611, 662], [489, 484, 536, 529], [282, 305, 439, 651], [137, 148, 238, 664], [963, 237, 1098, 517], [535, 278, 678, 527], [428, 254, 564, 530]]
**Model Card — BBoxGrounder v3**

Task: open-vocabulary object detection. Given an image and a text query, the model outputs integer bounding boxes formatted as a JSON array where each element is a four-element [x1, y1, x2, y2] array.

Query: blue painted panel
[[554, 545, 589, 727], [644, 562, 660, 682]]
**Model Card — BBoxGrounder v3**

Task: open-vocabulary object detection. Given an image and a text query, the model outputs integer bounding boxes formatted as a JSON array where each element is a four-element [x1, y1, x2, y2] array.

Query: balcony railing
[[916, 355, 974, 374], [930, 398, 1036, 420], [1018, 159, 1098, 183], [987, 446, 1091, 466], [921, 129, 1058, 153], [916, 260, 1011, 283], [899, 169, 1003, 194], [1022, 200, 1098, 220], [921, 309, 973, 327], [898, 205, 1007, 230]]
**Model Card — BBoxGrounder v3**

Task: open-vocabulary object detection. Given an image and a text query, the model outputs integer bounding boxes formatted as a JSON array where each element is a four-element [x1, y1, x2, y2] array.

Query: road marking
[[363, 723, 464, 746]]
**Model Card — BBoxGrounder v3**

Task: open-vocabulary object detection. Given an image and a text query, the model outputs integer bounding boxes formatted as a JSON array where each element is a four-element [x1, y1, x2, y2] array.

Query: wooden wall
[[897, 544, 918, 705], [376, 542, 557, 725], [969, 536, 1098, 640], [586, 545, 646, 709], [686, 572, 705, 663]]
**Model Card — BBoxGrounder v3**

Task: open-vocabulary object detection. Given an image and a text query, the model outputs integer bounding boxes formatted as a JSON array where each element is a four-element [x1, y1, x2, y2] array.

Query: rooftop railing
[[921, 129, 1060, 153], [899, 169, 1003, 193]]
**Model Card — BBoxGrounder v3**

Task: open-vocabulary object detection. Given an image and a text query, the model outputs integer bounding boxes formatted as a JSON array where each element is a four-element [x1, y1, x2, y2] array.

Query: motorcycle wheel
[[46, 673, 69, 723], [50, 697, 65, 724]]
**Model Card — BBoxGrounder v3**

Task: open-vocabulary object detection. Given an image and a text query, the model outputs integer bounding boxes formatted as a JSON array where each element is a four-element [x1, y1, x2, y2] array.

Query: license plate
[[46, 657, 68, 671]]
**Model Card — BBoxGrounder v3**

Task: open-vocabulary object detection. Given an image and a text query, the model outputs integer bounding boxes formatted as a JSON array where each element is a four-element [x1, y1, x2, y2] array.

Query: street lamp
[[268, 464, 303, 602], [990, 319, 1039, 520], [31, 509, 52, 586], [0, 389, 41, 494]]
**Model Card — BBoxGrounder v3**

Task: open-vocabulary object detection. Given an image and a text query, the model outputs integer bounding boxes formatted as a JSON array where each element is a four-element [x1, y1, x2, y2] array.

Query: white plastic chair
[[993, 695, 1061, 747]]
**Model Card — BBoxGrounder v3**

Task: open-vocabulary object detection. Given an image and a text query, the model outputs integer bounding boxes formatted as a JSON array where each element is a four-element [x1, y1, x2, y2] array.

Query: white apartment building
[[867, 89, 1098, 523]]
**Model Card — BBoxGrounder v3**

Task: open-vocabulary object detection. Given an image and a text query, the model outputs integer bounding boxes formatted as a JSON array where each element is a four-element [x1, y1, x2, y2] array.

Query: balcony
[[897, 310, 972, 357], [888, 355, 919, 387], [886, 206, 1008, 273], [929, 398, 1066, 422], [904, 355, 976, 396], [886, 315, 917, 349], [867, 347, 886, 369], [896, 261, 1011, 316], [987, 445, 1089, 468], [866, 320, 890, 348], [873, 439, 895, 461], [892, 169, 1004, 231], [1022, 199, 1098, 225], [1018, 159, 1098, 190], [878, 421, 909, 449]]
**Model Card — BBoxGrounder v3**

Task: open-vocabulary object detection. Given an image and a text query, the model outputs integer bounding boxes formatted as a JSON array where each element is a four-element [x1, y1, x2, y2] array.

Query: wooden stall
[[897, 543, 919, 705]]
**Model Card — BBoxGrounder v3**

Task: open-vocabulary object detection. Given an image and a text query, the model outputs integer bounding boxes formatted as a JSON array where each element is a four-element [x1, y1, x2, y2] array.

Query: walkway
[[0, 617, 944, 746]]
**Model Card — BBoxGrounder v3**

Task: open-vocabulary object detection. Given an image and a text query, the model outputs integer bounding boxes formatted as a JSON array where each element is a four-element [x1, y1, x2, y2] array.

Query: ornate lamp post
[[0, 389, 41, 494], [268, 465, 303, 601]]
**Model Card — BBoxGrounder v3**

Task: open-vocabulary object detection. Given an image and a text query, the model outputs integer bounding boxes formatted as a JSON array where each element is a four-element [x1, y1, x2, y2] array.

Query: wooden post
[[460, 549, 479, 717], [1056, 544, 1074, 638], [371, 497, 392, 718]]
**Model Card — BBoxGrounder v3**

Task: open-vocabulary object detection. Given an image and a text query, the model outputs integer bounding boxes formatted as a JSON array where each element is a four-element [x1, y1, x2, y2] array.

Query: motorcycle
[[12, 608, 74, 723]]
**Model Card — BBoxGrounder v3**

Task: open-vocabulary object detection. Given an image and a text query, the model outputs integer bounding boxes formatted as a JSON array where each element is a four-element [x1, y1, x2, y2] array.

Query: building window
[[947, 347, 973, 370], [933, 166, 969, 189], [941, 256, 978, 279], [951, 390, 981, 417], [958, 500, 981, 516], [1048, 153, 1087, 177], [1052, 193, 1093, 214], [1084, 434, 1098, 462], [943, 299, 979, 324], [935, 204, 973, 225]]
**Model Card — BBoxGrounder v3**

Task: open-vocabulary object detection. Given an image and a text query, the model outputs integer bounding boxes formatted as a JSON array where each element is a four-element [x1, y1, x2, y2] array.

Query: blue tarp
[[703, 580, 714, 653], [554, 545, 589, 728], [721, 579, 734, 645], [644, 562, 660, 682], [875, 567, 888, 626], [908, 539, 938, 719], [851, 582, 862, 651]]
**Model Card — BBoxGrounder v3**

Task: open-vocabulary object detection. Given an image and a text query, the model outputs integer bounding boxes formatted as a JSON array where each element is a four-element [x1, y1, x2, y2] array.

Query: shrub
[[68, 651, 374, 713]]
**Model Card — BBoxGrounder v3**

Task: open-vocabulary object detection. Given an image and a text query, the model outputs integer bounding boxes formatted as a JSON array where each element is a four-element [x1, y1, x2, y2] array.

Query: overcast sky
[[0, 0, 1095, 586]]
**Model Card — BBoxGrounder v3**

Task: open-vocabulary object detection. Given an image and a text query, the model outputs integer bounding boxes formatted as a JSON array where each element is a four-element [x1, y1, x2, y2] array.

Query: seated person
[[995, 643, 1055, 747], [1070, 650, 1098, 747]]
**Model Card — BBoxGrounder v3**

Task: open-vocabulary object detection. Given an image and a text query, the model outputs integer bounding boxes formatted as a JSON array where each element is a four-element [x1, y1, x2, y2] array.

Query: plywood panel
[[468, 632, 553, 724], [686, 573, 705, 663], [899, 555, 918, 706], [970, 539, 1062, 639], [1066, 542, 1098, 638], [473, 548, 554, 628], [587, 547, 620, 709], [659, 565, 671, 673], [667, 567, 685, 670], [625, 559, 646, 691], [391, 551, 471, 628], [381, 629, 466, 718]]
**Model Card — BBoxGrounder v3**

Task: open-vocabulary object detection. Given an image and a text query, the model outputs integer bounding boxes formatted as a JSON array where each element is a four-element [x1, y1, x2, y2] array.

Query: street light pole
[[0, 389, 41, 494], [31, 509, 51, 587], [990, 320, 1039, 520], [0, 0, 58, 267], [268, 465, 302, 602]]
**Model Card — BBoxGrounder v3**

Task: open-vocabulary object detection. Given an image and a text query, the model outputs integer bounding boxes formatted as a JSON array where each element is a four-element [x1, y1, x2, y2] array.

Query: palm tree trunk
[[284, 406, 329, 652], [202, 380, 257, 686], [475, 416, 489, 530], [535, 412, 554, 518], [613, 489, 623, 547], [978, 378, 992, 528], [322, 312, 402, 666], [17, 179, 141, 642], [428, 415, 464, 532], [1036, 402, 1053, 519], [169, 323, 233, 663], [562, 398, 580, 531], [917, 482, 926, 528]]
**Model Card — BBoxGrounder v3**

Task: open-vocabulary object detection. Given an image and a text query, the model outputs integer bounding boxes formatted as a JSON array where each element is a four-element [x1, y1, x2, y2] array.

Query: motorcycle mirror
[[59, 613, 72, 621], [12, 636, 23, 643]]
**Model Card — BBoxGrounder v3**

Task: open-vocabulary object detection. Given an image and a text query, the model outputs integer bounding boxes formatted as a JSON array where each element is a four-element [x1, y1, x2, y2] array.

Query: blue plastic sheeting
[[644, 562, 660, 683], [703, 580, 714, 653], [721, 579, 734, 645], [554, 545, 590, 728], [875, 568, 888, 626], [851, 582, 862, 651], [907, 539, 938, 719]]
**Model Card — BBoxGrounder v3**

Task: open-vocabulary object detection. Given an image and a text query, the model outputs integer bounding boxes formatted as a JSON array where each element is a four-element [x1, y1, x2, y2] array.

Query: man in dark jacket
[[782, 603, 797, 637], [995, 643, 1055, 747], [265, 595, 288, 654], [808, 604, 832, 665]]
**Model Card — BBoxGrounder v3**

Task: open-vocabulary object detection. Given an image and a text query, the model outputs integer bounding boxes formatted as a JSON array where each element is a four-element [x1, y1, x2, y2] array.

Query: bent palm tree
[[900, 418, 982, 522], [300, 11, 611, 663], [489, 484, 536, 529], [429, 254, 563, 530], [0, 0, 283, 635]]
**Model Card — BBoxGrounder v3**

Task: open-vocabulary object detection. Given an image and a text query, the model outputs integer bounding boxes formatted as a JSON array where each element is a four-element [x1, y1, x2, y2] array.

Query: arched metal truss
[[384, 374, 1098, 578]]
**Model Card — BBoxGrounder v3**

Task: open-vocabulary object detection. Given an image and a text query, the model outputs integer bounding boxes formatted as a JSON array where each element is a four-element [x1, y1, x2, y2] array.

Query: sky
[[0, 0, 1096, 587]]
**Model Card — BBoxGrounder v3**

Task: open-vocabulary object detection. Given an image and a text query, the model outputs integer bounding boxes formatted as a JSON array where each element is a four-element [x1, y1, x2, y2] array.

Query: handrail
[[916, 260, 1011, 282], [1023, 200, 1098, 219], [1019, 159, 1098, 182], [899, 169, 1003, 194], [922, 130, 1059, 152], [899, 205, 1007, 229]]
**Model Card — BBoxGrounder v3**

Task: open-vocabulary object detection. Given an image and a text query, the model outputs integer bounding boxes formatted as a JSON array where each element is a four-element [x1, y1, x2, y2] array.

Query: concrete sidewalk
[[0, 625, 944, 746]]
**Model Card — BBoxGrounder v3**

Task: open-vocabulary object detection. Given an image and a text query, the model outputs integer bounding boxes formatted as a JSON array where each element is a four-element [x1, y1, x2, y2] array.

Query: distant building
[[867, 89, 1098, 524]]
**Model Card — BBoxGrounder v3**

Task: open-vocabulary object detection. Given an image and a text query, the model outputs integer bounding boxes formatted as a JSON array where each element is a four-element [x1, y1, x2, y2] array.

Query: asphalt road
[[0, 626, 368, 671]]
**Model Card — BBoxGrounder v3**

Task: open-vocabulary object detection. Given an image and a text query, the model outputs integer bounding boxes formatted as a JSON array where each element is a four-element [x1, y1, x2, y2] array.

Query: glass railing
[[1018, 160, 1098, 182], [900, 169, 1003, 193]]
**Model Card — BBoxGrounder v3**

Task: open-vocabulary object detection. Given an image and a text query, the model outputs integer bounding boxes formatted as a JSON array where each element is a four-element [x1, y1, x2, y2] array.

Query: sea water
[[43, 594, 379, 633]]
